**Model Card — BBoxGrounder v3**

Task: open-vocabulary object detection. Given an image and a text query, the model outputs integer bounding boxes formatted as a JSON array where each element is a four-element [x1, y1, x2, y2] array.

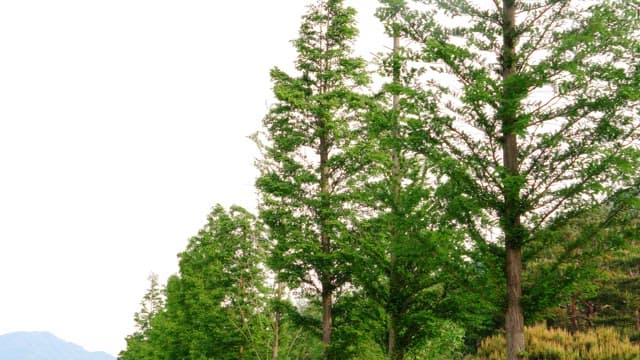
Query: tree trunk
[[320, 122, 332, 360], [272, 282, 283, 360], [388, 314, 404, 360], [272, 314, 280, 360], [388, 31, 403, 360], [585, 302, 595, 328], [239, 276, 246, 360], [388, 319, 396, 359], [506, 247, 524, 360], [569, 295, 579, 334], [501, 1, 524, 359], [322, 286, 332, 360], [388, 305, 399, 360]]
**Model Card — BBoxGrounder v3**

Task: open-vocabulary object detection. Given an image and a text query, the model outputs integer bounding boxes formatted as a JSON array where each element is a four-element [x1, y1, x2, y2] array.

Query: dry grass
[[467, 324, 640, 360]]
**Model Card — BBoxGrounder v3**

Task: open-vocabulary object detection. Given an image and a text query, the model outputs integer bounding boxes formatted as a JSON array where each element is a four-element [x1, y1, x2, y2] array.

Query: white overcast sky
[[0, 0, 383, 356]]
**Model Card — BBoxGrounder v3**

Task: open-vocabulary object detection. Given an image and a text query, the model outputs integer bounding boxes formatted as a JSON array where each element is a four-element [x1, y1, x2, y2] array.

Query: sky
[[0, 0, 384, 356]]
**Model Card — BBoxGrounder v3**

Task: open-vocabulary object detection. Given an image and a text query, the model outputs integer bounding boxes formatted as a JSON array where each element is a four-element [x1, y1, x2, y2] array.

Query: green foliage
[[122, 2, 640, 360], [398, 0, 640, 230], [120, 205, 274, 360], [330, 292, 386, 359], [257, 0, 370, 289], [386, 0, 640, 357], [172, 205, 270, 359], [405, 320, 466, 360], [256, 0, 370, 356], [133, 273, 164, 334], [327, 2, 499, 358], [524, 185, 640, 324], [532, 188, 640, 334], [119, 274, 165, 360]]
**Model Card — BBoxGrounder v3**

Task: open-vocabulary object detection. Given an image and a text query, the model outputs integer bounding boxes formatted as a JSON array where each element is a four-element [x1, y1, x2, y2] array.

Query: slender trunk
[[320, 122, 332, 360], [388, 318, 397, 360], [501, 1, 524, 359], [635, 309, 640, 331], [272, 282, 284, 360], [239, 276, 246, 360], [569, 295, 578, 334], [322, 286, 332, 359], [272, 314, 280, 360], [585, 302, 595, 328], [505, 248, 524, 360], [388, 33, 403, 360]]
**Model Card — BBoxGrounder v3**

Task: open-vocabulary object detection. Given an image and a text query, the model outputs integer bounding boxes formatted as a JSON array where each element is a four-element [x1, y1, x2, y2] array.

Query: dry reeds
[[467, 324, 640, 360]]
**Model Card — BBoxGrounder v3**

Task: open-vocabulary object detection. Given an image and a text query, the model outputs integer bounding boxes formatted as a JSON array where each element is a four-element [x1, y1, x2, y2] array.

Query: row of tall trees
[[120, 0, 640, 359]]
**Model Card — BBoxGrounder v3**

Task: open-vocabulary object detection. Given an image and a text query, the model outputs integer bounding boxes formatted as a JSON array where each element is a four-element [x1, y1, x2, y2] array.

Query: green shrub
[[466, 324, 640, 360], [628, 331, 640, 343]]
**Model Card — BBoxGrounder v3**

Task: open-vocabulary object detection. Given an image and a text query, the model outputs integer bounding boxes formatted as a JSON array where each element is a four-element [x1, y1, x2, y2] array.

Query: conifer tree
[[119, 273, 165, 360], [394, 1, 640, 358], [342, 2, 499, 358], [133, 273, 164, 334], [171, 205, 269, 359], [119, 205, 271, 360], [255, 0, 369, 357], [357, 1, 466, 358]]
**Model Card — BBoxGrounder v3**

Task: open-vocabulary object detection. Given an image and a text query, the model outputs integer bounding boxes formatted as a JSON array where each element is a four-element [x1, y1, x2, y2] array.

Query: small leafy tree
[[119, 273, 165, 360], [171, 205, 269, 359], [344, 0, 504, 357], [120, 205, 271, 360], [134, 273, 164, 334]]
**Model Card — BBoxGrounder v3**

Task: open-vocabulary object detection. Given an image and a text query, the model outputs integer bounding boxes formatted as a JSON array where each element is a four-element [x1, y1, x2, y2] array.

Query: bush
[[466, 324, 640, 360], [628, 331, 640, 343]]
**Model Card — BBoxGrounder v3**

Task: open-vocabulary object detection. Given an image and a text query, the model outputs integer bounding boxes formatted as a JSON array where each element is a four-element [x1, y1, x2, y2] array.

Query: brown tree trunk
[[272, 282, 284, 360], [388, 307, 399, 360], [501, 1, 524, 359], [585, 302, 596, 328], [388, 316, 404, 360], [569, 295, 579, 334], [388, 322, 396, 360], [272, 315, 280, 360], [320, 123, 332, 360], [388, 31, 403, 360], [505, 247, 524, 360], [322, 286, 332, 360]]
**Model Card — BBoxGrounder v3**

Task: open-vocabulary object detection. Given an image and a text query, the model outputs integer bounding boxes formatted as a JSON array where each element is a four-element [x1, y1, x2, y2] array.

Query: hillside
[[0, 331, 114, 360]]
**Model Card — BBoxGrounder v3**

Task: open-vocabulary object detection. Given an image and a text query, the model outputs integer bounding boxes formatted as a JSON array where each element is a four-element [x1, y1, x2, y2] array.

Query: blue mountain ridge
[[0, 331, 115, 360]]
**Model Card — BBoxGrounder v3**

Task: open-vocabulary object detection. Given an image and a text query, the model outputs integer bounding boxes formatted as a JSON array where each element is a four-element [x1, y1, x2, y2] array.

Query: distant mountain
[[0, 331, 115, 360]]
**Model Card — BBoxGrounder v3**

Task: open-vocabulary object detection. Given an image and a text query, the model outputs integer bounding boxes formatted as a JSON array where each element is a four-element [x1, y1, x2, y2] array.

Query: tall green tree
[[256, 0, 369, 358], [120, 205, 272, 360], [119, 205, 329, 360], [171, 205, 270, 359], [395, 1, 640, 358], [348, 1, 494, 358], [329, 1, 500, 358]]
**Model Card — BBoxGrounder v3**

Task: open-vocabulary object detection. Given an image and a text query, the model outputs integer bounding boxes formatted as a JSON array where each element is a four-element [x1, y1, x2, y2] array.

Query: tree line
[[119, 0, 640, 359]]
